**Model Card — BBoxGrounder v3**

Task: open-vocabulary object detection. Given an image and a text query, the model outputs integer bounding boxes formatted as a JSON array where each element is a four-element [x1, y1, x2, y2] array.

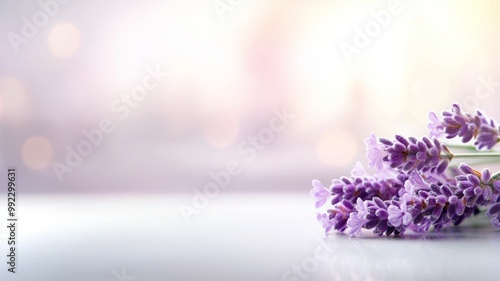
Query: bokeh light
[[0, 76, 25, 108], [0, 76, 26, 120], [22, 136, 54, 170], [48, 23, 81, 58], [203, 115, 239, 149], [316, 129, 358, 168]]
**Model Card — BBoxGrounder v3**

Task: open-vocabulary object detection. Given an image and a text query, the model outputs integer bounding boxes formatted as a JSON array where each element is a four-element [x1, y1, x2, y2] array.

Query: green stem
[[455, 157, 500, 166], [442, 152, 500, 161], [442, 143, 478, 151], [452, 153, 500, 158]]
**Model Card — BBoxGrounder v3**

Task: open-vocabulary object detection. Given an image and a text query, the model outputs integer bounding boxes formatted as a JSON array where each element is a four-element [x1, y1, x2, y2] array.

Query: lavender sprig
[[312, 102, 500, 237], [366, 133, 449, 174], [311, 173, 406, 234], [427, 103, 500, 150], [315, 166, 496, 237]]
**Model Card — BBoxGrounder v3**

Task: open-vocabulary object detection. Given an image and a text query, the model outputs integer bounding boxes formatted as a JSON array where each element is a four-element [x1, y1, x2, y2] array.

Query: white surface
[[0, 193, 500, 281]]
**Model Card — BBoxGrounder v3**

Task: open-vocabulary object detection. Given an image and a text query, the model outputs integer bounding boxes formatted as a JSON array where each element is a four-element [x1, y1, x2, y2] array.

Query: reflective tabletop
[[1, 193, 499, 281]]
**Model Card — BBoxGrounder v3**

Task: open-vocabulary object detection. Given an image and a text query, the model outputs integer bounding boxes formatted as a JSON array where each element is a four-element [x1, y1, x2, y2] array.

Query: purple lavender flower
[[427, 111, 444, 139], [387, 201, 412, 227], [441, 103, 478, 142], [317, 213, 335, 233], [486, 203, 500, 227], [314, 159, 500, 237], [365, 133, 388, 171], [447, 195, 465, 218], [323, 163, 497, 237], [329, 174, 405, 205], [322, 199, 355, 233], [354, 197, 370, 217], [346, 212, 368, 237], [345, 196, 407, 236], [313, 103, 500, 237], [418, 182, 472, 230], [474, 112, 500, 149], [310, 180, 330, 208], [456, 164, 498, 206], [313, 172, 406, 234], [403, 172, 430, 195], [346, 197, 391, 236], [374, 135, 448, 174], [427, 103, 500, 150]]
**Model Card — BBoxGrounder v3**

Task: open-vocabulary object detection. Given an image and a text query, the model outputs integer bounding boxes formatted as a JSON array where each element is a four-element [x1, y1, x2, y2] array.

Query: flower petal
[[311, 180, 330, 208]]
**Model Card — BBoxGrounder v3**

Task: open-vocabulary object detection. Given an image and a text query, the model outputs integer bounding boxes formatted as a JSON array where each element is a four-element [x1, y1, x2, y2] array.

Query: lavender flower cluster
[[312, 103, 500, 237]]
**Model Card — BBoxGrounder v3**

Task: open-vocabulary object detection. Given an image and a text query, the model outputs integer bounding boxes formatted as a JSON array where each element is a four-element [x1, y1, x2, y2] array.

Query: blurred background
[[4, 2, 500, 280], [1, 0, 500, 193]]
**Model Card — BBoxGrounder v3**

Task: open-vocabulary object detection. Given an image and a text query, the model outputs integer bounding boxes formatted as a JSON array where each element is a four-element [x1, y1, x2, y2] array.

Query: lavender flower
[[427, 111, 444, 139], [456, 164, 500, 207], [315, 161, 500, 237], [340, 175, 478, 237], [387, 201, 412, 227], [346, 212, 368, 237], [427, 103, 500, 150], [474, 112, 500, 149], [442, 103, 478, 142], [314, 161, 500, 237], [312, 172, 406, 234], [310, 180, 330, 208], [313, 103, 500, 237], [317, 213, 335, 233], [366, 135, 449, 174], [331, 173, 406, 204], [486, 203, 500, 227], [354, 197, 370, 217], [321, 199, 355, 233], [402, 172, 430, 196], [365, 133, 387, 171]]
